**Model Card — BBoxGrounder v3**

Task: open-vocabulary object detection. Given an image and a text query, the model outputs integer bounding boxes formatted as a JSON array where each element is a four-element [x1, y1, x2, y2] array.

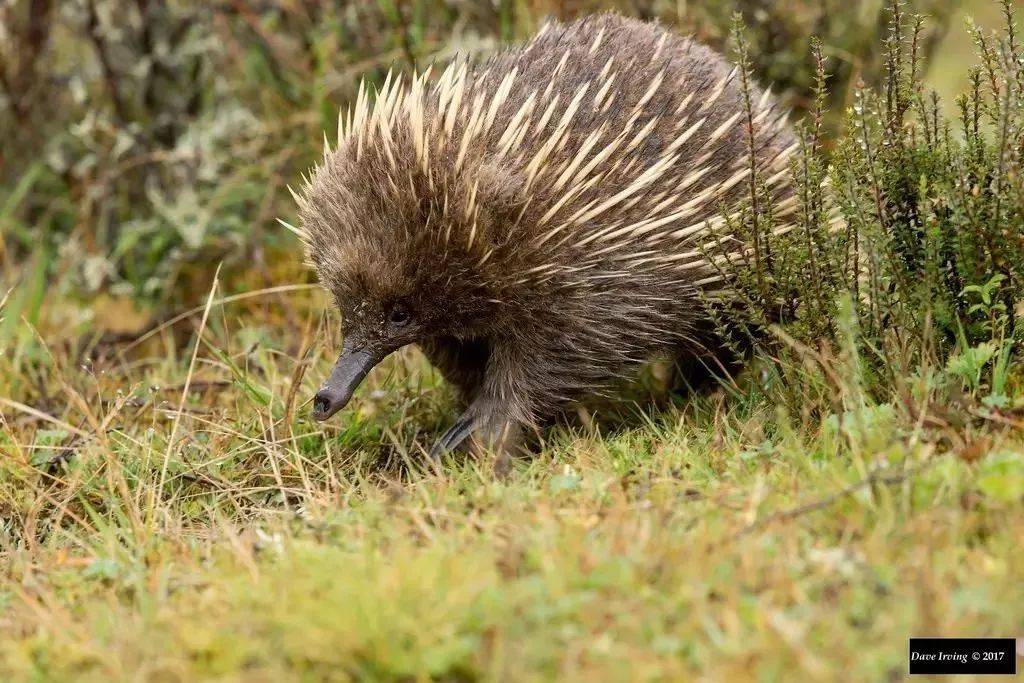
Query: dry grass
[[1, 257, 1021, 681]]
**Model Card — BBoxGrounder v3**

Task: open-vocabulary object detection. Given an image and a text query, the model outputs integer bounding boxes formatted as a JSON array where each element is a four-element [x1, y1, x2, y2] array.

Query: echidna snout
[[312, 345, 381, 421], [294, 13, 799, 458]]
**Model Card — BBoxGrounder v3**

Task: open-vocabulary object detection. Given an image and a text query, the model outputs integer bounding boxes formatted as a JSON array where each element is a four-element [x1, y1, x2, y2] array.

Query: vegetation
[[1, 0, 1022, 680]]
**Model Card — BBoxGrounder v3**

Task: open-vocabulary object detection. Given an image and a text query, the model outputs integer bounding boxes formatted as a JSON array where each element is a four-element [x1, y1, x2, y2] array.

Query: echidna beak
[[312, 347, 381, 422]]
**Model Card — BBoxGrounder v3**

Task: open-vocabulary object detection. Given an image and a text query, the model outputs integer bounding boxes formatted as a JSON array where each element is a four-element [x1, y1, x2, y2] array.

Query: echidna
[[290, 13, 797, 457]]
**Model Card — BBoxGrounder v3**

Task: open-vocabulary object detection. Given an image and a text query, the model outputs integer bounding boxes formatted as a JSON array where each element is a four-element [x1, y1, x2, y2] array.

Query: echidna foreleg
[[430, 411, 479, 458], [424, 337, 534, 462], [428, 400, 524, 461]]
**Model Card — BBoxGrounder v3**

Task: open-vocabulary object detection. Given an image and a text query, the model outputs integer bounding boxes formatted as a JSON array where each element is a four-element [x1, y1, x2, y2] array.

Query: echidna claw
[[429, 412, 477, 459]]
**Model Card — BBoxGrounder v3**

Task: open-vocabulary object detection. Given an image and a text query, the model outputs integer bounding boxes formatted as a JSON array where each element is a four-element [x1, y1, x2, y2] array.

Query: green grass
[[1, 277, 1022, 680]]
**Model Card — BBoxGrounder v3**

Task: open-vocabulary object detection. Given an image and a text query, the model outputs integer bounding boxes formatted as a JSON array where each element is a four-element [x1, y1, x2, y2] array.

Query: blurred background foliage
[[0, 0, 975, 316]]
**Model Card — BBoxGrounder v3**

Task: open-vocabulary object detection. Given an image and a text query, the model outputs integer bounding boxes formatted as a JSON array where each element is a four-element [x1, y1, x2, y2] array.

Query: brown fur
[[296, 13, 797, 456]]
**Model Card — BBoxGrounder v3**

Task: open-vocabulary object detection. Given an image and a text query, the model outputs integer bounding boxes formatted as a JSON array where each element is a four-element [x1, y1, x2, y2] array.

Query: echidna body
[[295, 13, 797, 455]]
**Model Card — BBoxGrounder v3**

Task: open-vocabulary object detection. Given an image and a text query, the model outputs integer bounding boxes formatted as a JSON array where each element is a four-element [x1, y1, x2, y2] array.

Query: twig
[[0, 397, 90, 438], [85, 0, 129, 123], [395, 0, 418, 69], [121, 283, 317, 354], [0, 0, 53, 121], [733, 456, 942, 539]]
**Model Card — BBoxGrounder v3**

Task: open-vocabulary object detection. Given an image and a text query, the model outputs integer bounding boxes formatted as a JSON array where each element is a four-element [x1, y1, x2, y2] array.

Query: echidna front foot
[[429, 412, 479, 459], [428, 401, 524, 467]]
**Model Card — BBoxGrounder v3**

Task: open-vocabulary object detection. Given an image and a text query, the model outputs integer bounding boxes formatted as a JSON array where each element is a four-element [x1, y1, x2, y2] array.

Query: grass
[[1, 266, 1022, 680], [3, 0, 1024, 680]]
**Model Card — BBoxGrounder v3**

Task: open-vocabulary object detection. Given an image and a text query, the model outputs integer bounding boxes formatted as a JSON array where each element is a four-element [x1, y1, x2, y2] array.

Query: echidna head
[[299, 136, 517, 422]]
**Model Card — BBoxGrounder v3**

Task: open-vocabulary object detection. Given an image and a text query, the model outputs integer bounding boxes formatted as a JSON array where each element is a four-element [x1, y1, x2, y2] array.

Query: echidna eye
[[388, 306, 410, 326]]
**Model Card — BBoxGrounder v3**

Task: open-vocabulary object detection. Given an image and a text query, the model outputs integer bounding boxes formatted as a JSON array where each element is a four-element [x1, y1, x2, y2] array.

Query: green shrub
[[719, 0, 1023, 404]]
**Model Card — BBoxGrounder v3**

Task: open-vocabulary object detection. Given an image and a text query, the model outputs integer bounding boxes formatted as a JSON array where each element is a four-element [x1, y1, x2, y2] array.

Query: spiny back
[[296, 14, 798, 413], [299, 13, 795, 292]]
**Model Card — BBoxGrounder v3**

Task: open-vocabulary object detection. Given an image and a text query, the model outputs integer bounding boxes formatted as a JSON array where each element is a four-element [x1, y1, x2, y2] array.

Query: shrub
[[719, 0, 1023, 405]]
